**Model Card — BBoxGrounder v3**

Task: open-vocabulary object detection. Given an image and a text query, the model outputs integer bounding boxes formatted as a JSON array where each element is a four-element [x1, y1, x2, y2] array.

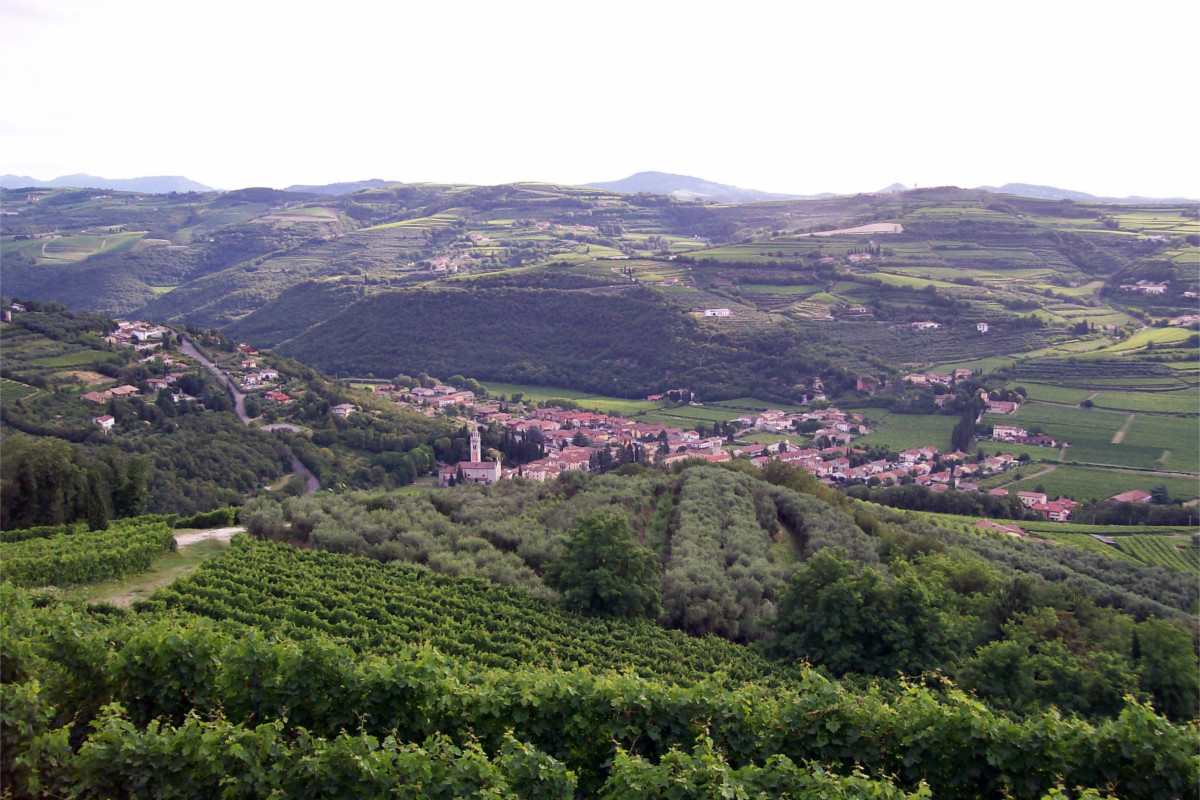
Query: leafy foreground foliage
[[0, 516, 175, 587], [2, 573, 1194, 800]]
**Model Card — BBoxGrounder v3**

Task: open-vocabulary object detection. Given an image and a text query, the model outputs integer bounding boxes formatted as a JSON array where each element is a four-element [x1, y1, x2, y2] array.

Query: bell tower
[[470, 427, 482, 462]]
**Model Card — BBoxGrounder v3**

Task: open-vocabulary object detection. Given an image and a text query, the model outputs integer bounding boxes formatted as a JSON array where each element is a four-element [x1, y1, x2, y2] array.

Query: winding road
[[179, 336, 320, 494]]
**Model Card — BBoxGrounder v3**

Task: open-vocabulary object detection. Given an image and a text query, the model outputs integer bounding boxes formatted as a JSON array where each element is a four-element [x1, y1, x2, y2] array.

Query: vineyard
[[1015, 358, 1193, 390], [4, 575, 1197, 800], [1113, 533, 1200, 574], [0, 516, 175, 587], [141, 538, 792, 685]]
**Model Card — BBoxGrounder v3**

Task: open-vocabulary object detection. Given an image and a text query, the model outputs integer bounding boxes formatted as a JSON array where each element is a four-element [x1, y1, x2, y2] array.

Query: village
[[348, 378, 1085, 524], [74, 322, 1138, 530]]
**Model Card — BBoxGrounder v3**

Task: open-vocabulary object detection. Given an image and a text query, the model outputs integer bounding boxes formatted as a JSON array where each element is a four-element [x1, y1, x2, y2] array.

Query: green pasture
[[974, 442, 1064, 465], [934, 356, 1018, 374], [1001, 465, 1199, 503], [863, 272, 960, 290], [854, 412, 956, 452], [1095, 326, 1194, 354], [1089, 389, 1198, 415], [709, 397, 810, 413], [28, 349, 105, 368], [481, 381, 664, 416], [1010, 383, 1093, 405], [986, 403, 1147, 467], [360, 212, 461, 232], [278, 206, 337, 218], [1122, 415, 1199, 473], [573, 396, 665, 416], [481, 382, 591, 402]]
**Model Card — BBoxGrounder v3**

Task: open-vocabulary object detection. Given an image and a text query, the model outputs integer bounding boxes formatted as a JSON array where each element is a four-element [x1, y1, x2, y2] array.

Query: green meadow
[[1001, 465, 1199, 503], [854, 412, 956, 451]]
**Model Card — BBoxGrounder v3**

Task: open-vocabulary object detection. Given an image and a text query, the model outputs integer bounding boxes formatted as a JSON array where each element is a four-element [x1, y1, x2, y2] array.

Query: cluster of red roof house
[[104, 320, 169, 350]]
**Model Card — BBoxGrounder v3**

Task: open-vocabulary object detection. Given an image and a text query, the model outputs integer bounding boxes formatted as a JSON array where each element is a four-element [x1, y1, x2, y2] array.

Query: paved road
[[179, 338, 250, 424], [178, 335, 320, 494]]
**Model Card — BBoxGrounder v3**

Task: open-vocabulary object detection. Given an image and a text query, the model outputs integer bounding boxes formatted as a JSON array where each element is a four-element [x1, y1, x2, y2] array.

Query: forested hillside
[[0, 309, 455, 525], [274, 286, 871, 401], [6, 183, 1195, 402]]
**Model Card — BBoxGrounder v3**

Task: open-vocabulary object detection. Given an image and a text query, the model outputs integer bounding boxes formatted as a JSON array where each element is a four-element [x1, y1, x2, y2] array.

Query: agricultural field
[[986, 403, 1134, 466], [480, 381, 665, 416], [1121, 415, 1199, 473], [1038, 531, 1198, 574], [1089, 389, 1199, 415], [854, 412, 956, 451], [1111, 533, 1199, 574], [1000, 465, 1199, 503], [738, 284, 823, 295], [1010, 382, 1094, 405], [29, 349, 109, 368], [637, 405, 747, 425], [0, 377, 38, 401], [1091, 326, 1195, 355]]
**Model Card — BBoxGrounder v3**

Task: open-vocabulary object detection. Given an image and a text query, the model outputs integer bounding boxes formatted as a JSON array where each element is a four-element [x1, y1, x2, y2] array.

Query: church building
[[438, 427, 501, 487]]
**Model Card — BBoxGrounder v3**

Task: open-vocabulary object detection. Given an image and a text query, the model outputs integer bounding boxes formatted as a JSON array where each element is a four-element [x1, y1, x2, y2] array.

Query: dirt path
[[1111, 413, 1135, 444], [173, 526, 244, 547], [79, 529, 244, 607], [991, 463, 1057, 489]]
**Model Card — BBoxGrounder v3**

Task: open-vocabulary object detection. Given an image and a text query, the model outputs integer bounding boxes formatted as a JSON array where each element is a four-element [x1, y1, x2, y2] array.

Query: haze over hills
[[584, 171, 819, 204], [0, 173, 214, 194], [282, 179, 399, 195], [976, 182, 1199, 204]]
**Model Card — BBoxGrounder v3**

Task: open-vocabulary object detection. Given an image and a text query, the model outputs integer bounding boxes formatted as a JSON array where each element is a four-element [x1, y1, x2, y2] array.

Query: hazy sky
[[3, 0, 1198, 197]]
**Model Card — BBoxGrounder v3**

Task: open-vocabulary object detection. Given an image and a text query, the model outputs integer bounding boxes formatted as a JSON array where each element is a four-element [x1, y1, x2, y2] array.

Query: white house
[[977, 322, 989, 333], [92, 415, 115, 433], [703, 308, 731, 317]]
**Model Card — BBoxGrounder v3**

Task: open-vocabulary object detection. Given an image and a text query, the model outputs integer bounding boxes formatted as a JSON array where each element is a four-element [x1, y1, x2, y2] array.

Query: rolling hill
[[0, 173, 214, 193], [584, 170, 811, 203]]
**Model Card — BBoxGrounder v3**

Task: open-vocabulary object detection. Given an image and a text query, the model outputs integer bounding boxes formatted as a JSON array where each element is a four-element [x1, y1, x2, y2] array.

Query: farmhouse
[[330, 403, 357, 418], [703, 308, 731, 317], [92, 415, 114, 433], [1017, 491, 1048, 508], [976, 322, 989, 333], [910, 321, 940, 330], [992, 424, 1028, 442]]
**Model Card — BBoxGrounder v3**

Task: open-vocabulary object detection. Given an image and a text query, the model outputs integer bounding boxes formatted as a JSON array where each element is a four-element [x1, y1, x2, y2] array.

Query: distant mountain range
[[0, 173, 214, 194], [283, 179, 398, 196], [584, 171, 823, 204], [2, 171, 1193, 205], [976, 182, 1198, 205]]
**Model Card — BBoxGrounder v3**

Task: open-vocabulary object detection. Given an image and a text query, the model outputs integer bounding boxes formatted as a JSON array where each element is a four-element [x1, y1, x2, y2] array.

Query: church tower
[[470, 428, 482, 463]]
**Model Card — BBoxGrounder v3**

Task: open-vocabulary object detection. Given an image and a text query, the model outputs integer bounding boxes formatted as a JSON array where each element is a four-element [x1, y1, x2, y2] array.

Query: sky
[[2, 0, 1199, 198]]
